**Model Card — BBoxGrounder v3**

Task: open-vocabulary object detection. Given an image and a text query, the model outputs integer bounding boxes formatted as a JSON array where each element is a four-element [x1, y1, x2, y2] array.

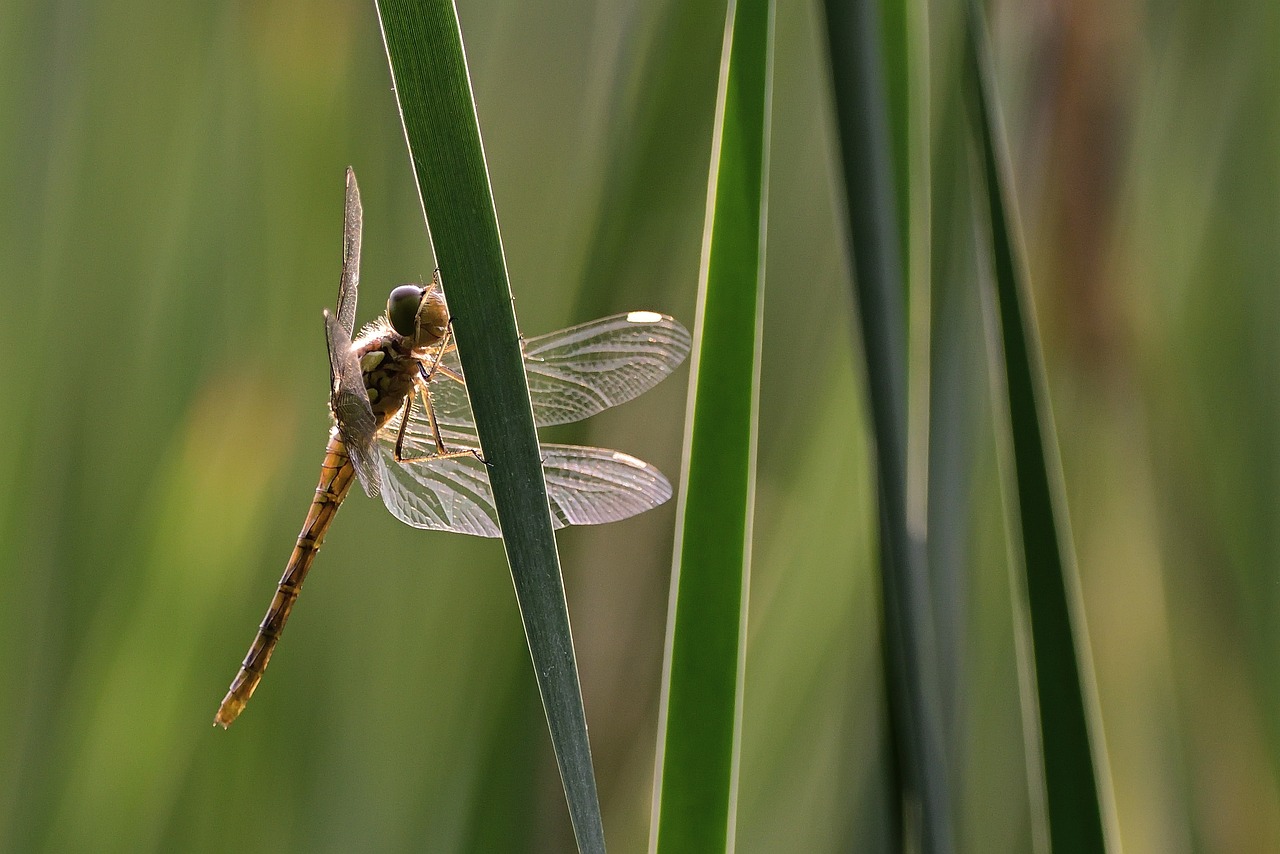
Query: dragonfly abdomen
[[214, 432, 356, 728]]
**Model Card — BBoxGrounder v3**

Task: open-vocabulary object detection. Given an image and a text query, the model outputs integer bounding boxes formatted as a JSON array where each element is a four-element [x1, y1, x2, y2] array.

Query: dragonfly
[[214, 168, 690, 728]]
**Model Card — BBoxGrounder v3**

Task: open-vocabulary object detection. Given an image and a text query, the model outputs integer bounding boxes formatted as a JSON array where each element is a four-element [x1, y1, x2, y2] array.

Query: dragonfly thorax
[[355, 330, 421, 428]]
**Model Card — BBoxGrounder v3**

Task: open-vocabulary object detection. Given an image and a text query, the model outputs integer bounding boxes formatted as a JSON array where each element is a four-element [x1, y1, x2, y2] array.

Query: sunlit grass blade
[[963, 3, 1118, 851], [650, 0, 773, 851], [824, 0, 954, 849], [374, 2, 604, 851]]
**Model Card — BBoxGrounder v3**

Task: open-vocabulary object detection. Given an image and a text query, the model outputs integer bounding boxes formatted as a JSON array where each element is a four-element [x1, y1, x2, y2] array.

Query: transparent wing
[[324, 310, 381, 498], [335, 167, 362, 339], [539, 444, 673, 527], [426, 312, 690, 430], [375, 413, 672, 537], [375, 439, 503, 537]]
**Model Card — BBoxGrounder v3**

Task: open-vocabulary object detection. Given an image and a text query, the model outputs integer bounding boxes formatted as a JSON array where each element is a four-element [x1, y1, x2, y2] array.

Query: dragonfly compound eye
[[387, 284, 425, 338]]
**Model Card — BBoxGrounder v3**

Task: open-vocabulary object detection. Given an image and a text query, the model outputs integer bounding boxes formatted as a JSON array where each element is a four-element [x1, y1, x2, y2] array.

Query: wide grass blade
[[650, 0, 773, 851], [824, 0, 954, 849], [375, 2, 604, 851], [963, 3, 1118, 851]]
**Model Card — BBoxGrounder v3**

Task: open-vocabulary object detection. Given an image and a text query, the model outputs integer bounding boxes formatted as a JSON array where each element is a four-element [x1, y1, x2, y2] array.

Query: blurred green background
[[0, 0, 1275, 851]]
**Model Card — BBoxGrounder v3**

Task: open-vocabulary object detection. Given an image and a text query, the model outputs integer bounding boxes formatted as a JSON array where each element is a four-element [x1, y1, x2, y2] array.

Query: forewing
[[335, 167, 362, 338], [426, 312, 690, 430], [324, 310, 381, 497], [375, 411, 672, 536]]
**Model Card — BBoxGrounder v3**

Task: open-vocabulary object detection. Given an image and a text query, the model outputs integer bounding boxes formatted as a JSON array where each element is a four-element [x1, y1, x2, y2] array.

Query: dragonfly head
[[387, 284, 449, 348]]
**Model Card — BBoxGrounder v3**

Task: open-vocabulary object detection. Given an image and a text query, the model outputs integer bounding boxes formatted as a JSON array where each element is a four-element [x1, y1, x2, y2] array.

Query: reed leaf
[[376, 2, 604, 850], [651, 0, 773, 851], [824, 0, 954, 848], [963, 3, 1118, 850]]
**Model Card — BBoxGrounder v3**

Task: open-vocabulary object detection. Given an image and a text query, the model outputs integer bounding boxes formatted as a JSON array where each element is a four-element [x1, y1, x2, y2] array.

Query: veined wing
[[325, 311, 382, 498], [374, 417, 672, 537], [426, 312, 690, 430], [322, 167, 381, 497], [334, 167, 362, 339]]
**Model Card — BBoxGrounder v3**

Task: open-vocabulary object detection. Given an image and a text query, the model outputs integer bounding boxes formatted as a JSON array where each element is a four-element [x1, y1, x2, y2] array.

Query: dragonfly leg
[[431, 364, 464, 384], [393, 445, 485, 464], [391, 381, 487, 466], [401, 325, 488, 466], [415, 328, 480, 462], [422, 323, 453, 383], [420, 382, 448, 455], [396, 322, 450, 463], [392, 392, 415, 462]]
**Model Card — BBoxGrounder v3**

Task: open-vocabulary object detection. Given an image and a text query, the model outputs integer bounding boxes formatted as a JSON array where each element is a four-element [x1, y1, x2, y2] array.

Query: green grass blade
[[926, 0, 985, 781], [824, 0, 954, 849], [877, 0, 911, 266], [650, 0, 773, 851], [374, 2, 604, 851], [963, 4, 1118, 851]]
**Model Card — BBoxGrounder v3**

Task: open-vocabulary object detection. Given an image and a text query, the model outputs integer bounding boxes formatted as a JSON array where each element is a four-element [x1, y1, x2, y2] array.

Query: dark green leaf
[[963, 3, 1117, 850], [376, 2, 604, 850], [824, 0, 955, 848]]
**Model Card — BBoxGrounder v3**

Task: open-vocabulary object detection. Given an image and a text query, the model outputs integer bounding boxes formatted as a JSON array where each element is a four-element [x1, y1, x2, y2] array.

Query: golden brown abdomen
[[214, 431, 356, 727]]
